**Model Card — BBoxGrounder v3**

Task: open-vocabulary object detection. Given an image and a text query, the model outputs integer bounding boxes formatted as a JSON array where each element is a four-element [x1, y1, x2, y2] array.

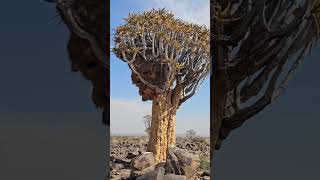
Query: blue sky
[[110, 0, 210, 136]]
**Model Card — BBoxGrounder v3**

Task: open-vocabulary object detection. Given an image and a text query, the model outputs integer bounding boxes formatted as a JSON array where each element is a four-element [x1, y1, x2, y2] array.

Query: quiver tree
[[46, 0, 109, 178], [48, 0, 109, 121], [211, 0, 320, 167], [113, 9, 210, 163]]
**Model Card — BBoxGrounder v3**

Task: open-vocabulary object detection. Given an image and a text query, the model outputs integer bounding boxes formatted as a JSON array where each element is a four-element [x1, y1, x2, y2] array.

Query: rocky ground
[[110, 136, 210, 180]]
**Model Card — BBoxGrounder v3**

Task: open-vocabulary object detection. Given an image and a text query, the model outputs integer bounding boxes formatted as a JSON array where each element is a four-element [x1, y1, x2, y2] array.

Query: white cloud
[[110, 98, 151, 135], [142, 0, 210, 27]]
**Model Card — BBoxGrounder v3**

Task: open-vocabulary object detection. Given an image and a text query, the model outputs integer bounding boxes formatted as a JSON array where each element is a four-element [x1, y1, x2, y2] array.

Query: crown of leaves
[[113, 8, 210, 59]]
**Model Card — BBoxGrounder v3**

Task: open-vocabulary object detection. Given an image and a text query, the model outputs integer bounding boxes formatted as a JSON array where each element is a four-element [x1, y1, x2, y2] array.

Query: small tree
[[186, 129, 197, 139], [143, 114, 152, 136], [113, 9, 210, 162]]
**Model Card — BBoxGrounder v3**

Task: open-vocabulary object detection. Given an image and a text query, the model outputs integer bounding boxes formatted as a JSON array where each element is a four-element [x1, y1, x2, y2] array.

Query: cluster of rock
[[110, 136, 210, 180], [176, 137, 210, 158]]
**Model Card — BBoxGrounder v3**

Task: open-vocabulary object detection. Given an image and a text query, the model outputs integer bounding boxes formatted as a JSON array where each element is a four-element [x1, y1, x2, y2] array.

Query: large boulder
[[118, 169, 131, 179], [165, 147, 200, 178], [136, 167, 165, 180], [126, 150, 140, 159], [131, 152, 155, 170], [131, 165, 155, 178], [163, 174, 187, 180], [137, 167, 188, 180], [130, 152, 156, 177]]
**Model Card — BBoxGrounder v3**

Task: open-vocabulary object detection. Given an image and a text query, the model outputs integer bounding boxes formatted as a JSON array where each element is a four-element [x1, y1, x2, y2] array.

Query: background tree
[[113, 9, 210, 163], [211, 0, 320, 171], [186, 129, 197, 140], [142, 114, 152, 136]]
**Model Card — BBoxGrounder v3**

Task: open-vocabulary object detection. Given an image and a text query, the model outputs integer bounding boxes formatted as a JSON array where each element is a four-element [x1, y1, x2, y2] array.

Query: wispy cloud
[[110, 98, 151, 135], [141, 0, 210, 27]]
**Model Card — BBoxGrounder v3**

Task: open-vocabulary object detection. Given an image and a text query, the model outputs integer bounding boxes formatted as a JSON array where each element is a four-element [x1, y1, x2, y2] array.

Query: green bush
[[199, 153, 210, 170]]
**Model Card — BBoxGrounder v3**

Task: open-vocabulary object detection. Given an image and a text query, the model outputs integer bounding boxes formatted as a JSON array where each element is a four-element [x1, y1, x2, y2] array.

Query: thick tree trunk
[[147, 93, 178, 163]]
